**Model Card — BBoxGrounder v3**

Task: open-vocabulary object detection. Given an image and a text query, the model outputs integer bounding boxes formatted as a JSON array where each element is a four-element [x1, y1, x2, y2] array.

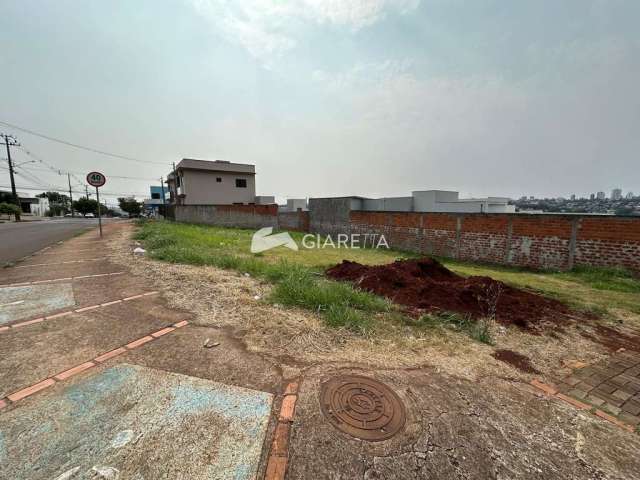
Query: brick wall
[[348, 211, 640, 271], [174, 204, 278, 229], [174, 204, 309, 232], [173, 200, 640, 271], [277, 211, 310, 232]]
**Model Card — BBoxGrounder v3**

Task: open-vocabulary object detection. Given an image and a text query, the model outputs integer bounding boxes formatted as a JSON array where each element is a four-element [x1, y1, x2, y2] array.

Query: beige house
[[167, 159, 256, 205]]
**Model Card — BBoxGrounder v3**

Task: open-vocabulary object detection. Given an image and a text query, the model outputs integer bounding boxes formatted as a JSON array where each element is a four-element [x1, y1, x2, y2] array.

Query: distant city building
[[611, 188, 623, 201], [625, 191, 634, 199], [590, 193, 595, 200], [597, 191, 605, 200], [570, 194, 576, 201]]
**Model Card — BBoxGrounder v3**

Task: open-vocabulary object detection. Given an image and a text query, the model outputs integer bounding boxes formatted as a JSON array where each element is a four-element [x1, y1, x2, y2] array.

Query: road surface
[[0, 218, 109, 264]]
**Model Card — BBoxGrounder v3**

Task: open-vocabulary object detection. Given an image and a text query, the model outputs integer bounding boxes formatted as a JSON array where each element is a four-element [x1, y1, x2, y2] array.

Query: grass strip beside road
[[135, 220, 396, 333]]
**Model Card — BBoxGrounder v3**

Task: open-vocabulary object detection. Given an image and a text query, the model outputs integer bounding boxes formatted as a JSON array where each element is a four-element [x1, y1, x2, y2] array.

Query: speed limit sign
[[86, 171, 107, 238], [86, 171, 106, 187]]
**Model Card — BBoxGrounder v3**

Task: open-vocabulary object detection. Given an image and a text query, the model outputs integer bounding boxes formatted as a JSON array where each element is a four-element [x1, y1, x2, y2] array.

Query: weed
[[418, 312, 494, 345]]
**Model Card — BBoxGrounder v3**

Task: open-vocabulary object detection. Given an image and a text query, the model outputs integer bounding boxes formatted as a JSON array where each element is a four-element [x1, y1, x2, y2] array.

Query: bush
[[0, 202, 21, 218]]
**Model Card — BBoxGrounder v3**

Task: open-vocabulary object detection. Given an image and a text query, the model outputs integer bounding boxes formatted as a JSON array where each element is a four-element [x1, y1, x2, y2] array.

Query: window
[[235, 178, 247, 188], [216, 177, 222, 183], [151, 193, 160, 199]]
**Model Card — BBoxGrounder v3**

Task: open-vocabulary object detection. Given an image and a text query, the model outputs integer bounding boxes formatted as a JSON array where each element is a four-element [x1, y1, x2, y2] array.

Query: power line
[[0, 120, 169, 166], [0, 183, 148, 197], [14, 164, 158, 181]]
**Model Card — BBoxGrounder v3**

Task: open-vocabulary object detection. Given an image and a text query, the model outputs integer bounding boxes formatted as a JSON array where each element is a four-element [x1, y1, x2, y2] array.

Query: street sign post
[[86, 171, 106, 238]]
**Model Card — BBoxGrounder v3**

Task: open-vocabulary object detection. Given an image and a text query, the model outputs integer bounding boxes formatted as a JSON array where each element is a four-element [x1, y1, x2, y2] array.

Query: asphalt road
[[0, 218, 109, 264]]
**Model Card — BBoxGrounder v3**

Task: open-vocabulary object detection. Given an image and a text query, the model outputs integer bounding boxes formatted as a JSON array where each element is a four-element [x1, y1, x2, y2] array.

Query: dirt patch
[[326, 258, 575, 332], [491, 349, 540, 374], [579, 323, 640, 352]]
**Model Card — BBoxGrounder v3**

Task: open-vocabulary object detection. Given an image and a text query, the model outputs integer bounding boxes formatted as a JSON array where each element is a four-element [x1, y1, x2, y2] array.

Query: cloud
[[188, 0, 420, 60]]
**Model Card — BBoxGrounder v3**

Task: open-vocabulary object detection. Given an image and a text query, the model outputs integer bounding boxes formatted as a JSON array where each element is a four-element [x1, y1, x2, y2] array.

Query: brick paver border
[[0, 291, 159, 332], [530, 379, 636, 433], [0, 272, 125, 288], [12, 259, 103, 269], [0, 320, 189, 411], [264, 380, 300, 480]]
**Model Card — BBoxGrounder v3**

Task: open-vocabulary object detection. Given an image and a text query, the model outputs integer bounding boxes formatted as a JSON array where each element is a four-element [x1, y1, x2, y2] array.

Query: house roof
[[174, 158, 255, 175]]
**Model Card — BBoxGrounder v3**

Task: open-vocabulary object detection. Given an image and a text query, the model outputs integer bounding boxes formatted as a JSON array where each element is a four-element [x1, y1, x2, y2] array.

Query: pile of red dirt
[[326, 257, 574, 331]]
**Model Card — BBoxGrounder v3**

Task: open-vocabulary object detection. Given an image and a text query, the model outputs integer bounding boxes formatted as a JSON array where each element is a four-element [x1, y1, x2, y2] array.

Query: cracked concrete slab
[[287, 366, 640, 479], [0, 364, 273, 480]]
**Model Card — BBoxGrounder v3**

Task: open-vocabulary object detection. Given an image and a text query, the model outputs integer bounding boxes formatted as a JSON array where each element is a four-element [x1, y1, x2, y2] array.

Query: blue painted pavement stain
[[0, 364, 273, 480], [0, 283, 75, 324]]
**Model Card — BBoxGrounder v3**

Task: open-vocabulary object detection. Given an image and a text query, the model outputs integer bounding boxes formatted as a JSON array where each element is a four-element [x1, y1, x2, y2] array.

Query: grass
[[135, 220, 395, 333], [439, 257, 640, 317], [135, 220, 640, 337]]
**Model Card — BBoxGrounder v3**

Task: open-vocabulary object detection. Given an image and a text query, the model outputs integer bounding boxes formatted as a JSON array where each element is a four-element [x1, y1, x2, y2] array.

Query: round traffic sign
[[86, 171, 106, 188]]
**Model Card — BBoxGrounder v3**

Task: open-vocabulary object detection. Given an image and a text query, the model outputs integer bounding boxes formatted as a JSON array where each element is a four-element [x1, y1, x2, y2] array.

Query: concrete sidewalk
[[0, 223, 280, 480]]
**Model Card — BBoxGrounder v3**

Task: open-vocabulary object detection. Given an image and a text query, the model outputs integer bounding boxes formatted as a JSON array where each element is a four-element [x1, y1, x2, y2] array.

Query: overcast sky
[[1, 0, 638, 204]]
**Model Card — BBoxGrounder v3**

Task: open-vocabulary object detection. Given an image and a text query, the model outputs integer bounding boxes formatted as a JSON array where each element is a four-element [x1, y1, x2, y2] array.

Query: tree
[[118, 197, 142, 217], [37, 191, 70, 205], [0, 202, 22, 220], [0, 191, 14, 204], [72, 197, 99, 216]]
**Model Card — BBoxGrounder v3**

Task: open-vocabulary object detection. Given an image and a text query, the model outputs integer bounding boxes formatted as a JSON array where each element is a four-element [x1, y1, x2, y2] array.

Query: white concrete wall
[[285, 199, 308, 211], [181, 170, 256, 205], [255, 196, 276, 205], [361, 197, 413, 212]]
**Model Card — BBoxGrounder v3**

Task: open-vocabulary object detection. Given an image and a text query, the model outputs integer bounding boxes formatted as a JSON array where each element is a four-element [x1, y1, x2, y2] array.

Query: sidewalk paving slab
[[0, 364, 273, 480]]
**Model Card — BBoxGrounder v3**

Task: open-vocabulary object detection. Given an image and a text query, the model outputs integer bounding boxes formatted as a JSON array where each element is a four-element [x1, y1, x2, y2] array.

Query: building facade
[[167, 159, 256, 205]]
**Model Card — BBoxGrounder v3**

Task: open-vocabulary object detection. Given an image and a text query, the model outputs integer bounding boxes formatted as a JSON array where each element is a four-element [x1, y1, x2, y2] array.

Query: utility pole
[[85, 185, 89, 199], [67, 173, 74, 217], [0, 133, 21, 221]]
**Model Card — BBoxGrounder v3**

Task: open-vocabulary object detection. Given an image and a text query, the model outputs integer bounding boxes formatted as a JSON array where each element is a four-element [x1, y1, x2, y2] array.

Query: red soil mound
[[326, 257, 573, 331]]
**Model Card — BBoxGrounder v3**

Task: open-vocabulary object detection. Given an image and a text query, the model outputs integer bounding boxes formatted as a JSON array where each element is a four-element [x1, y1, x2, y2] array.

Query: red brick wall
[[348, 211, 640, 271], [575, 217, 640, 269], [216, 204, 278, 216], [278, 211, 310, 232]]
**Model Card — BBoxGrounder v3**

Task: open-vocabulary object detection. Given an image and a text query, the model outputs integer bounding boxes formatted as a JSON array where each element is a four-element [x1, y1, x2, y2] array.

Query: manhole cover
[[320, 375, 406, 441]]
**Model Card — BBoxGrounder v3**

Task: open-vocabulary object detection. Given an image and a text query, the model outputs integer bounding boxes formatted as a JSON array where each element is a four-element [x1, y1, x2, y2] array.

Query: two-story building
[[166, 159, 256, 205]]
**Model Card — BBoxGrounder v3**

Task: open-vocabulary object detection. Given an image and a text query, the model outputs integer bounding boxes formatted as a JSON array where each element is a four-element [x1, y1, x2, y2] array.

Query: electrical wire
[[0, 120, 170, 166]]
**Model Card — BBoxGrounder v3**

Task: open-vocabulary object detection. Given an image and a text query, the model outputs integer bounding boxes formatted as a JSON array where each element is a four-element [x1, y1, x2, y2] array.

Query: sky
[[1, 0, 639, 205]]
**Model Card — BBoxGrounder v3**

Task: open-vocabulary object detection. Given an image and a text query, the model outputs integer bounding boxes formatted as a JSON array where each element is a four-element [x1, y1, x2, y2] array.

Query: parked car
[[84, 213, 95, 218]]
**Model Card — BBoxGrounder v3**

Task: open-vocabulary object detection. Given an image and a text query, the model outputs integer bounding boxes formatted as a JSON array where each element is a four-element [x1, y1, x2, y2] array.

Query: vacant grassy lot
[[135, 220, 640, 339]]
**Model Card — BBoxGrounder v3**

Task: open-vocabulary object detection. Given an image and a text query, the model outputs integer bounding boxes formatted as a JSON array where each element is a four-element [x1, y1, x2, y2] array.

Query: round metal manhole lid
[[320, 375, 406, 441]]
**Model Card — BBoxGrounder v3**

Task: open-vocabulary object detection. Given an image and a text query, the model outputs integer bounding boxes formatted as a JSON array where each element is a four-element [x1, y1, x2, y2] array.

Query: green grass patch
[[555, 266, 640, 294], [135, 220, 395, 333]]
